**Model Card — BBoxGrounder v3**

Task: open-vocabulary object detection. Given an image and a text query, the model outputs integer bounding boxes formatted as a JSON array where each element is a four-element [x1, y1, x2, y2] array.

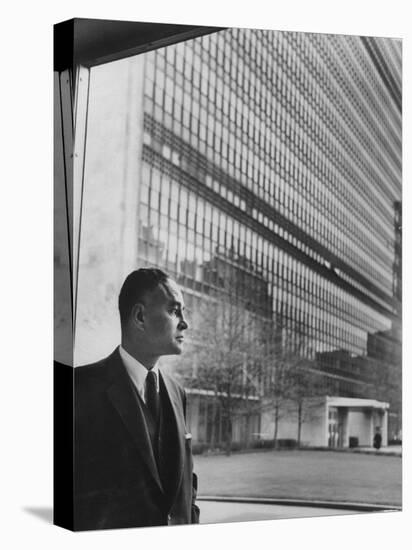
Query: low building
[[185, 388, 261, 451], [261, 396, 389, 448]]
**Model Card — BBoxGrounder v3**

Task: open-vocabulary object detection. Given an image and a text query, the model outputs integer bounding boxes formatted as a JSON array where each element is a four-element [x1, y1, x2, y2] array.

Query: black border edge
[[53, 361, 75, 531], [54, 19, 75, 73]]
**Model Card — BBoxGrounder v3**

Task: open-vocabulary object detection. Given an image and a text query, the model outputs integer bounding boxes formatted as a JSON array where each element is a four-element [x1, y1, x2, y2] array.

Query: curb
[[308, 447, 402, 458], [194, 447, 402, 458], [350, 449, 402, 458], [197, 495, 402, 513]]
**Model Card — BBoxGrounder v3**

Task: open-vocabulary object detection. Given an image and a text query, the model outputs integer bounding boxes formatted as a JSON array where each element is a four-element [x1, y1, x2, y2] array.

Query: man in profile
[[74, 268, 199, 530]]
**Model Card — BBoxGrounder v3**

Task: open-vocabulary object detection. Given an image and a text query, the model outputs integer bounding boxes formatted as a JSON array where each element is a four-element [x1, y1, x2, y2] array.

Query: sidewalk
[[198, 499, 365, 525], [350, 445, 402, 457], [295, 445, 402, 457]]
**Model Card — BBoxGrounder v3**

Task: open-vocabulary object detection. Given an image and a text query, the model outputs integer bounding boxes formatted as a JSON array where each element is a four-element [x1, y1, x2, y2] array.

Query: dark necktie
[[145, 370, 159, 422]]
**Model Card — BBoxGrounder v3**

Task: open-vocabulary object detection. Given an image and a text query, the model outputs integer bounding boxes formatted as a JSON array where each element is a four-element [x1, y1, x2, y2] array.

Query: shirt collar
[[119, 345, 159, 394]]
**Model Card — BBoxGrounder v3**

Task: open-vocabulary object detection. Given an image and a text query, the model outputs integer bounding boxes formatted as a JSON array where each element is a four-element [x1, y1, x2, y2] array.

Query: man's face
[[142, 278, 188, 356]]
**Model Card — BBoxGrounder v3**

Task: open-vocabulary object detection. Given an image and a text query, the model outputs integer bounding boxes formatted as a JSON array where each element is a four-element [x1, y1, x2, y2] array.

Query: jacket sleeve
[[191, 472, 200, 524], [183, 389, 200, 524]]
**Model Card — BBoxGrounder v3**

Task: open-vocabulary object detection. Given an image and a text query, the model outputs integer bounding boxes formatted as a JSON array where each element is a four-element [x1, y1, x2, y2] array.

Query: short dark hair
[[118, 268, 169, 323]]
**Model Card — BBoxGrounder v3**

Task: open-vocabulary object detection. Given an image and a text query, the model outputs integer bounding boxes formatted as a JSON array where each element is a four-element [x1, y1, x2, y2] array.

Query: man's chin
[[173, 342, 184, 354], [162, 343, 184, 355]]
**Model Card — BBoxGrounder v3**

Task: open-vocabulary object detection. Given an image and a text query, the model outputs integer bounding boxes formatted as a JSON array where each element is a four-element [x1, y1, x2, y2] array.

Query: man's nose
[[178, 314, 188, 331]]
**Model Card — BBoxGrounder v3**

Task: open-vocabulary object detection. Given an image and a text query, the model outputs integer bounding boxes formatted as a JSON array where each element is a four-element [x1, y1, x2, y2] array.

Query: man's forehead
[[148, 278, 184, 305], [163, 279, 184, 303]]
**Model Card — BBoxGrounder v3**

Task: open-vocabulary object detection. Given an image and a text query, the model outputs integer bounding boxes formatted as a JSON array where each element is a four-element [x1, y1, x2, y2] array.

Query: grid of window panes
[[137, 29, 401, 380]]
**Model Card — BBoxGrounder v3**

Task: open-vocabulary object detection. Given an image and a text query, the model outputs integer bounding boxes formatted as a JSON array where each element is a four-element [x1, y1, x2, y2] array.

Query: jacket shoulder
[[75, 349, 119, 393], [75, 357, 106, 384]]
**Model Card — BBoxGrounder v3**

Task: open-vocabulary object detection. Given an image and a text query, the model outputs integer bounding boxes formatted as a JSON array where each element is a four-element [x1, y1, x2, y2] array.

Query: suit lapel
[[160, 371, 186, 502], [105, 350, 164, 493]]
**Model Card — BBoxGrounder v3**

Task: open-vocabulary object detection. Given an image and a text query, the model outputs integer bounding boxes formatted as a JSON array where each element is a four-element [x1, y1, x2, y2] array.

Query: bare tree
[[286, 361, 325, 447], [258, 321, 293, 447], [259, 321, 324, 448], [178, 297, 262, 455]]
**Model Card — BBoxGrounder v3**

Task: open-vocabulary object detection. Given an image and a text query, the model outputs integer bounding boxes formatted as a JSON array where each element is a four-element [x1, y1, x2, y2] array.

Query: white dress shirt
[[119, 345, 159, 404]]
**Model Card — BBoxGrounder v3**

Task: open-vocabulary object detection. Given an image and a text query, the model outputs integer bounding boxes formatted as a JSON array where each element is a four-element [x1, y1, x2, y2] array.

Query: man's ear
[[131, 302, 145, 329]]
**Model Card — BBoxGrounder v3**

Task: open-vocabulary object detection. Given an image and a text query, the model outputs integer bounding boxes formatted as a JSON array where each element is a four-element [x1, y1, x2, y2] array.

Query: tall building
[[366, 199, 402, 439], [72, 27, 402, 449]]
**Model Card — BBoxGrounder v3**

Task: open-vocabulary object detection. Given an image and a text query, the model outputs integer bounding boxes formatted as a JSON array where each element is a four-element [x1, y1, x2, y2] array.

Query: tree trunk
[[273, 403, 279, 449], [210, 399, 217, 450], [225, 415, 232, 456], [297, 401, 302, 448], [244, 413, 251, 449]]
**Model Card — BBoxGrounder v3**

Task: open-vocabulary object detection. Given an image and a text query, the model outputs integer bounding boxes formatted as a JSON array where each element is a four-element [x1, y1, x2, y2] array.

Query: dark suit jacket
[[74, 348, 199, 531]]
